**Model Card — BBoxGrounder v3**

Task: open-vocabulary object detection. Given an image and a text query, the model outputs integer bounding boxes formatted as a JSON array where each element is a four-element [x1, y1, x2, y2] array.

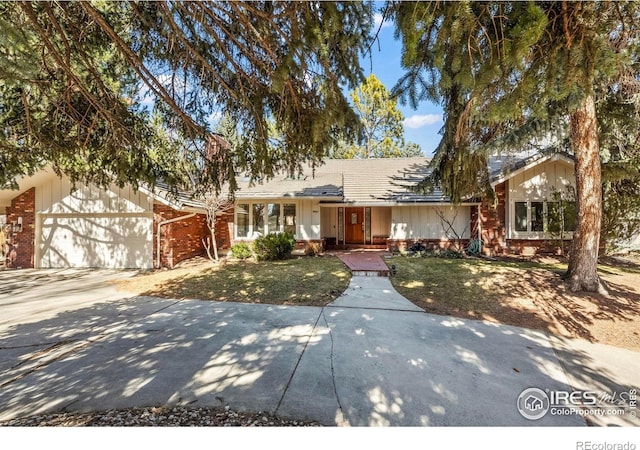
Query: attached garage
[[35, 177, 155, 269], [38, 213, 153, 269], [1, 169, 213, 270]]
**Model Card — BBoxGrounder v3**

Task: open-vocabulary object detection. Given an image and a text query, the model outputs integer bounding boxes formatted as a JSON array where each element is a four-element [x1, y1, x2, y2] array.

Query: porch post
[[363, 207, 366, 245]]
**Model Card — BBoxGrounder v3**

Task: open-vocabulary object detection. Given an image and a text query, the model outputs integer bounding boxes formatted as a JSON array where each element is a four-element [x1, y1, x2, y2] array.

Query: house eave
[[319, 201, 481, 207], [490, 153, 574, 187], [235, 194, 343, 201]]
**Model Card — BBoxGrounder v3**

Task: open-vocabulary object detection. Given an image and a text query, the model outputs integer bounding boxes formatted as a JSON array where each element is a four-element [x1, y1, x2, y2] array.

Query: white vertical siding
[[508, 159, 575, 201], [36, 177, 153, 214], [297, 199, 321, 240], [391, 206, 471, 239], [321, 207, 337, 238], [371, 207, 391, 237], [34, 176, 154, 269]]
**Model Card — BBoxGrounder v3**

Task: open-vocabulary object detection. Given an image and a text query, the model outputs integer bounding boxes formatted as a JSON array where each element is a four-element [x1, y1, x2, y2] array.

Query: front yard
[[118, 252, 640, 351], [386, 255, 640, 351], [118, 255, 350, 307]]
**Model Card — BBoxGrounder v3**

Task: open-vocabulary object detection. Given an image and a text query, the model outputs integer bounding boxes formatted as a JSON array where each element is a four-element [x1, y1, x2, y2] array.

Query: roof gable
[[489, 152, 574, 186]]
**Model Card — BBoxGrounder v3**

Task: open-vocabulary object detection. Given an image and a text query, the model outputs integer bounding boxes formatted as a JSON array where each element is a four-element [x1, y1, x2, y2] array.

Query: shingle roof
[[323, 158, 448, 203], [140, 182, 206, 210], [234, 171, 343, 199], [144, 152, 565, 209], [235, 157, 455, 204]]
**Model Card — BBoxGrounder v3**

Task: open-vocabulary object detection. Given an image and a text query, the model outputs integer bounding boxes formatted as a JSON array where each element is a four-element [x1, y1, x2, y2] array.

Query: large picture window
[[515, 202, 528, 232], [253, 204, 265, 236], [530, 202, 544, 232], [512, 200, 576, 237], [268, 204, 281, 233], [236, 204, 249, 238], [283, 204, 296, 235], [547, 201, 577, 233], [235, 202, 297, 239]]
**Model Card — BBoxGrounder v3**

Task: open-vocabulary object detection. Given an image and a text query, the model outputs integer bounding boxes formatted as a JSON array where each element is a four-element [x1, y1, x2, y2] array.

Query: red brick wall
[[471, 182, 507, 256], [214, 210, 233, 251], [153, 204, 209, 268], [386, 239, 470, 252], [5, 188, 36, 269], [505, 239, 571, 256]]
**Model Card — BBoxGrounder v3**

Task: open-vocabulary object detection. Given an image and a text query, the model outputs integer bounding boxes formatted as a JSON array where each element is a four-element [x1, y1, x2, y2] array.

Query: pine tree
[[0, 1, 373, 194], [329, 73, 424, 158], [391, 1, 640, 292]]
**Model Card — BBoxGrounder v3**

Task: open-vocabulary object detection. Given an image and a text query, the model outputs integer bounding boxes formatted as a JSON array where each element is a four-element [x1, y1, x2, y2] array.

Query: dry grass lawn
[[387, 255, 640, 351], [117, 255, 350, 307]]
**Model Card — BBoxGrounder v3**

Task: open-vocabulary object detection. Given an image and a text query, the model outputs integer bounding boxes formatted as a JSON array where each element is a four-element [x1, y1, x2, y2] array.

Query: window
[[235, 202, 297, 238], [530, 202, 544, 232], [283, 204, 296, 235], [515, 202, 528, 232], [253, 204, 265, 236], [237, 204, 249, 237], [365, 207, 371, 243], [548, 201, 577, 232], [513, 200, 576, 236], [268, 204, 280, 233]]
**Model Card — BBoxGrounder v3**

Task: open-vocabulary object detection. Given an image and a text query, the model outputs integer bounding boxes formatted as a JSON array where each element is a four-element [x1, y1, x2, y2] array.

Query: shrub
[[401, 247, 463, 259], [230, 242, 252, 260], [304, 242, 322, 256], [252, 232, 296, 261], [408, 242, 426, 252]]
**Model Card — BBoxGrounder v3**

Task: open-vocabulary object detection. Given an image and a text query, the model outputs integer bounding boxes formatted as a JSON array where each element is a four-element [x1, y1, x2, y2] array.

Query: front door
[[345, 207, 364, 244]]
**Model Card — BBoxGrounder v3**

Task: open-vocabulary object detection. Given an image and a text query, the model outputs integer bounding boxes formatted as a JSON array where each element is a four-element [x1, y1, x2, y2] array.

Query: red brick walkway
[[333, 251, 390, 273]]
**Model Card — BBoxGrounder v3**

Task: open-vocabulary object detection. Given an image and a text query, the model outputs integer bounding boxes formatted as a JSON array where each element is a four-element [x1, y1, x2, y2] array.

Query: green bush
[[253, 232, 296, 261], [230, 242, 252, 260]]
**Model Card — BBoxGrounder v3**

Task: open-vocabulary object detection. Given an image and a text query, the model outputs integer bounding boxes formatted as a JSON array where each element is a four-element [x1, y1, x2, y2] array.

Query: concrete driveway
[[0, 271, 638, 426]]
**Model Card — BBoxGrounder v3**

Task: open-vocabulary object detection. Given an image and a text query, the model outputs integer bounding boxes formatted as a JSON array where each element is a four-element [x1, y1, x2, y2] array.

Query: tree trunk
[[212, 227, 219, 261], [565, 94, 604, 293]]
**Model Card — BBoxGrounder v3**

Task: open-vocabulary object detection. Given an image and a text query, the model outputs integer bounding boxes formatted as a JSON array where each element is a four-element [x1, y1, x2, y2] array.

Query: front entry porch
[[321, 206, 391, 249]]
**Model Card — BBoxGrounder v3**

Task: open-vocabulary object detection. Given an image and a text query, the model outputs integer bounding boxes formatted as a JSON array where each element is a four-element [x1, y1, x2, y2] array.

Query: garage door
[[39, 213, 153, 269]]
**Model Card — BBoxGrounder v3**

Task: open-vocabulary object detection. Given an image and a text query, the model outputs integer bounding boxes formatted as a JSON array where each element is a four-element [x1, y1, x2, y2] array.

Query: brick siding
[[386, 238, 470, 253], [471, 182, 507, 256], [505, 239, 571, 256], [153, 204, 233, 268], [5, 188, 36, 269]]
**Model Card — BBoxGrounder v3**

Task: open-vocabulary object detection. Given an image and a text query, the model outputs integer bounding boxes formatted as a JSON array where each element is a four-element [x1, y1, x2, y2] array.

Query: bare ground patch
[[387, 256, 640, 351]]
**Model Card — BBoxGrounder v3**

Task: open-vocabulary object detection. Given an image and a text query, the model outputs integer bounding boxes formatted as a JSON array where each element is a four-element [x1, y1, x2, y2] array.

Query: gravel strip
[[0, 406, 321, 427]]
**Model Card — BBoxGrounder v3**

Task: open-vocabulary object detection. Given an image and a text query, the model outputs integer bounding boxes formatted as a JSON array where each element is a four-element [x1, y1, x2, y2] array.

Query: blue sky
[[203, 10, 443, 156], [360, 12, 444, 156], [165, 8, 444, 157]]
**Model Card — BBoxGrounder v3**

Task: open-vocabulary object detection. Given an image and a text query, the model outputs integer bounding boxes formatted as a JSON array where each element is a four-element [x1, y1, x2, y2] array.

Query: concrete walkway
[[1, 271, 638, 426], [329, 276, 424, 311], [334, 251, 390, 276]]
